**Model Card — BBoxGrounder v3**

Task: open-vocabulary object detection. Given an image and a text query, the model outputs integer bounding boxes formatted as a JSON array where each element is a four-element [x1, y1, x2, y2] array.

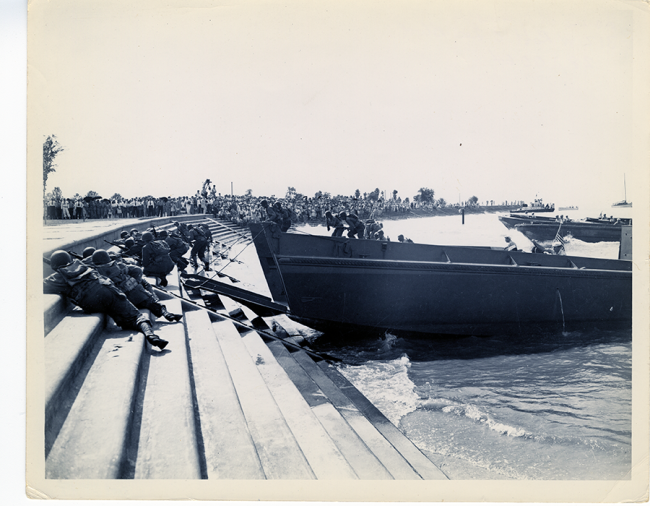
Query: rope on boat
[[154, 285, 341, 363]]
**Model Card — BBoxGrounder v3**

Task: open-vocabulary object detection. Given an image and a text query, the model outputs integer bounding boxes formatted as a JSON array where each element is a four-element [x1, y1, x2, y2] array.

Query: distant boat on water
[[499, 214, 630, 244], [511, 198, 555, 213], [558, 206, 579, 211], [612, 175, 632, 208]]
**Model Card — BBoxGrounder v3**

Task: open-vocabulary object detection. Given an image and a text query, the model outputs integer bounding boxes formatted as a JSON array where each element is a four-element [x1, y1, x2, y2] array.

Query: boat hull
[[250, 223, 631, 336], [499, 216, 625, 243]]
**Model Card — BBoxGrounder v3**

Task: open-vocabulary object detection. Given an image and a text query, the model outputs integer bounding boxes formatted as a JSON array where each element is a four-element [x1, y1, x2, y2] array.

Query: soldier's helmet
[[142, 232, 154, 243], [130, 229, 139, 235], [260, 200, 268, 207], [125, 238, 135, 248], [158, 230, 168, 239], [338, 211, 347, 219], [120, 231, 129, 238], [82, 247, 96, 259], [91, 249, 112, 266], [50, 250, 73, 270]]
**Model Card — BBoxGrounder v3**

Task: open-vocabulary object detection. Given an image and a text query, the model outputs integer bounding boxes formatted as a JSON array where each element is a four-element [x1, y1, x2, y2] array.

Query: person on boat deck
[[397, 234, 413, 243], [260, 199, 280, 224], [141, 231, 175, 286], [340, 211, 365, 239], [44, 250, 168, 350], [325, 211, 345, 237], [504, 236, 518, 252], [273, 201, 292, 232]]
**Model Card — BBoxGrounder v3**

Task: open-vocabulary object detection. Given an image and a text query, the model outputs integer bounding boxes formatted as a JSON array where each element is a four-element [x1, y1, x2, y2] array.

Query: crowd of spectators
[[44, 186, 517, 226]]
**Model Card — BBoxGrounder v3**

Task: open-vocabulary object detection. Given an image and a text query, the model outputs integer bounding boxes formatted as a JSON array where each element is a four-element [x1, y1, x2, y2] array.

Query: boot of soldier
[[204, 262, 211, 271], [138, 321, 168, 350], [162, 307, 183, 322]]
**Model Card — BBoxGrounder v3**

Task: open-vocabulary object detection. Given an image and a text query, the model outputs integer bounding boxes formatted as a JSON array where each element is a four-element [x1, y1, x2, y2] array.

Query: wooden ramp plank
[[211, 319, 315, 480], [185, 310, 265, 479], [134, 299, 202, 479], [45, 330, 144, 479], [240, 330, 358, 480]]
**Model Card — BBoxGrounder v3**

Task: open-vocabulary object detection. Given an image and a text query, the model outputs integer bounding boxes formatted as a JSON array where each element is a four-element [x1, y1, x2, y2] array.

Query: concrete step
[[44, 294, 69, 336], [290, 348, 427, 480], [261, 338, 393, 479], [134, 298, 203, 479], [239, 327, 359, 479], [45, 311, 105, 456], [45, 328, 145, 478], [317, 360, 449, 480], [184, 309, 265, 479], [210, 318, 315, 479]]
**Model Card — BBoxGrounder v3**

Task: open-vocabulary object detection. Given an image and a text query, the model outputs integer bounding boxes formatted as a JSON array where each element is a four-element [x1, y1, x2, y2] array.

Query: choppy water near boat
[[291, 213, 631, 480]]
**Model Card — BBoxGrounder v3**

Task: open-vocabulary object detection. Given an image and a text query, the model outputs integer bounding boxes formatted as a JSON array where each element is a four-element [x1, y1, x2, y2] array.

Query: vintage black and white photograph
[[25, 0, 649, 502]]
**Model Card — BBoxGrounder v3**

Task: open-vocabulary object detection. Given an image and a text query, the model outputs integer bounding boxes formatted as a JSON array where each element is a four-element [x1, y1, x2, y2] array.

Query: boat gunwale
[[275, 254, 632, 277]]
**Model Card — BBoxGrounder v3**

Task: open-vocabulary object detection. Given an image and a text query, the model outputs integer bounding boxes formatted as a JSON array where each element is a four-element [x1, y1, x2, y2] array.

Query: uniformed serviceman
[[325, 211, 345, 237], [340, 211, 365, 239], [92, 249, 182, 322], [160, 230, 189, 272], [44, 250, 168, 350], [141, 232, 175, 286]]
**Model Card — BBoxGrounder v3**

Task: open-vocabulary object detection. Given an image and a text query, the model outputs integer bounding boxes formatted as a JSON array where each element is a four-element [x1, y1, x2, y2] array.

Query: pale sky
[[29, 0, 648, 211]]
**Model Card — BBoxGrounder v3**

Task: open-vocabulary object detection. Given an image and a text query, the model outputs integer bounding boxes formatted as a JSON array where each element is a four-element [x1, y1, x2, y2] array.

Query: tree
[[286, 187, 297, 200], [43, 135, 64, 203], [367, 188, 380, 201], [85, 190, 100, 199], [415, 187, 435, 203], [354, 189, 361, 199], [52, 187, 63, 201], [245, 189, 253, 198], [437, 197, 447, 207], [392, 190, 398, 200], [469, 195, 479, 206], [110, 193, 123, 201]]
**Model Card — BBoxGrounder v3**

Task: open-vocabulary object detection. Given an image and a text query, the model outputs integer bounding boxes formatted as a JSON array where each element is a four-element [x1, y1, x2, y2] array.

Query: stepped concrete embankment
[[41, 217, 449, 481]]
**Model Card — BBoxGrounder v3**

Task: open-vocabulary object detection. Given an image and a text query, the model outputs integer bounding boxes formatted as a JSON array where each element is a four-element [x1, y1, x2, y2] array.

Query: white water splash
[[337, 354, 419, 425], [440, 403, 528, 438]]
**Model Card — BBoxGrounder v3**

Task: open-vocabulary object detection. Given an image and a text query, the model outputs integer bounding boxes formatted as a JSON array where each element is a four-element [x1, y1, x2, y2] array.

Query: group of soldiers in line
[[44, 222, 219, 351], [260, 199, 419, 244]]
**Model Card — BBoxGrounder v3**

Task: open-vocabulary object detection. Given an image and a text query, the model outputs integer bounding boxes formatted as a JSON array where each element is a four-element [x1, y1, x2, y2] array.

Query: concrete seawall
[[41, 216, 449, 482]]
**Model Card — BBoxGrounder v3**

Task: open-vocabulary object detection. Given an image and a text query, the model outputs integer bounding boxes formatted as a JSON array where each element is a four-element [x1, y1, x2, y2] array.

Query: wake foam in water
[[337, 354, 419, 426]]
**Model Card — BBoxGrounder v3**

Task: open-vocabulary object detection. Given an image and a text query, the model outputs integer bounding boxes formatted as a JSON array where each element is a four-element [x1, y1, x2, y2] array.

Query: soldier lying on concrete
[[44, 250, 169, 350], [91, 249, 182, 322]]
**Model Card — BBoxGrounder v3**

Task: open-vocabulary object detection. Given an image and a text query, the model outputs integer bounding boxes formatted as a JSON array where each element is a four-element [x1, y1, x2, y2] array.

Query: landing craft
[[248, 222, 632, 337]]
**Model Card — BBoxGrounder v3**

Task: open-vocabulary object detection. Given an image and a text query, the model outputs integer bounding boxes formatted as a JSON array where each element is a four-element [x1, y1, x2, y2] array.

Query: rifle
[[104, 239, 128, 251]]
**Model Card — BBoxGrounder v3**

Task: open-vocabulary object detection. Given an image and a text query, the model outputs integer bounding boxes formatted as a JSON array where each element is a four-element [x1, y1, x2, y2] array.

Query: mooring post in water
[[460, 208, 465, 225]]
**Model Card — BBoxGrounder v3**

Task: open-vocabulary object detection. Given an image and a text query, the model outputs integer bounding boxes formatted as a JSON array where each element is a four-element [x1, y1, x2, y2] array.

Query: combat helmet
[[91, 249, 112, 266], [50, 250, 73, 270]]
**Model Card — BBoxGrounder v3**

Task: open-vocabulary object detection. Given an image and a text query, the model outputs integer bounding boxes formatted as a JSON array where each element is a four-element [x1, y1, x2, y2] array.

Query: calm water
[[291, 213, 631, 480]]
